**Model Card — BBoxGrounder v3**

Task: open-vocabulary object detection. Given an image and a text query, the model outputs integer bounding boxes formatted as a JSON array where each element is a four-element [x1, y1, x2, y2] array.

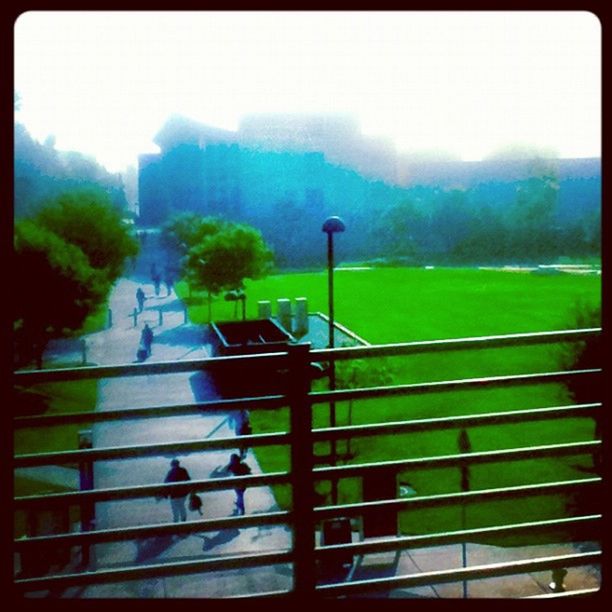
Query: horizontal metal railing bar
[[14, 471, 291, 509], [314, 514, 602, 558], [14, 432, 291, 468], [13, 536, 602, 596], [15, 402, 600, 468], [525, 588, 601, 599], [310, 369, 601, 405], [13, 394, 288, 428], [14, 444, 600, 509], [13, 350, 292, 384], [14, 473, 600, 520], [313, 478, 601, 520], [15, 509, 598, 556], [310, 328, 601, 361], [225, 589, 292, 599], [14, 510, 292, 550], [13, 368, 600, 431], [13, 548, 294, 592], [315, 551, 602, 597], [311, 441, 601, 480], [14, 328, 600, 386], [312, 402, 601, 443]]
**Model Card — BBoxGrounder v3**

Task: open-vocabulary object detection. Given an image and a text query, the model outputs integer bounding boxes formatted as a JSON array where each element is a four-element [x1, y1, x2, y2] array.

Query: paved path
[[58, 276, 292, 598]]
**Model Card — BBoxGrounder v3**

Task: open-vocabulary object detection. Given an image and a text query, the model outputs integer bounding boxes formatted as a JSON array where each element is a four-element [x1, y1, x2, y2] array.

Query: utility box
[[362, 468, 398, 538], [320, 517, 353, 573]]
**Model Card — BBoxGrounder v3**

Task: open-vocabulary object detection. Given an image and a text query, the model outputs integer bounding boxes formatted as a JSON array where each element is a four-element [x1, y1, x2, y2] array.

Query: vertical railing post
[[288, 342, 316, 598]]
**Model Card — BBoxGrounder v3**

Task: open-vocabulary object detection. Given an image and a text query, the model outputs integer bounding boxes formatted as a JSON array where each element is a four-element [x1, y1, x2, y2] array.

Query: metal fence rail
[[13, 328, 602, 599], [14, 401, 601, 468]]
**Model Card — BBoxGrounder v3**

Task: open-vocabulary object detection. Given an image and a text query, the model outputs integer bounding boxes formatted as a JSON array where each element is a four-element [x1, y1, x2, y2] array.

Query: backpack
[[236, 461, 251, 476], [238, 420, 252, 436], [188, 492, 203, 512]]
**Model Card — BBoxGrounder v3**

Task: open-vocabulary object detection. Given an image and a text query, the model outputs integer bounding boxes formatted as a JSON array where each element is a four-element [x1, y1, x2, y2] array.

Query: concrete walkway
[[56, 276, 292, 598], [33, 276, 601, 599]]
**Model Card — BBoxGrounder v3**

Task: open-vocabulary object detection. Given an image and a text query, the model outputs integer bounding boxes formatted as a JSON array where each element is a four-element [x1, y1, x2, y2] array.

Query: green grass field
[[14, 370, 98, 502], [179, 266, 601, 545]]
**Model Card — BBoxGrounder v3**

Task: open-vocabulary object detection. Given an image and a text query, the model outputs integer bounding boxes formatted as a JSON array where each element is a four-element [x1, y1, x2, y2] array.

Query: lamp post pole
[[322, 216, 345, 506]]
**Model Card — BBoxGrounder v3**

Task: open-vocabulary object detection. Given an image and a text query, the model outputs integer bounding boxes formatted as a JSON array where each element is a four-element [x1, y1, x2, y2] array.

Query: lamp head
[[322, 216, 346, 234]]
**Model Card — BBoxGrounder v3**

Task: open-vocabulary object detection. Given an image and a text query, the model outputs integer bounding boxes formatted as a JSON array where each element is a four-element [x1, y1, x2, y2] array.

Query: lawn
[[14, 367, 99, 507], [179, 266, 602, 544]]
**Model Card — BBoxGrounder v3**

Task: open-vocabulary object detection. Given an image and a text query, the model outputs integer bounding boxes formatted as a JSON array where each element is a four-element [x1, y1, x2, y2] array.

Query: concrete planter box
[[208, 319, 296, 397]]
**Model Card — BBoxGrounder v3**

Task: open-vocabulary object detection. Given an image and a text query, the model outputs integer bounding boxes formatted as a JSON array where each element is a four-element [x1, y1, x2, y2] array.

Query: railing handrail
[[14, 445, 601, 508], [13, 327, 601, 384], [12, 328, 602, 598], [13, 402, 600, 467]]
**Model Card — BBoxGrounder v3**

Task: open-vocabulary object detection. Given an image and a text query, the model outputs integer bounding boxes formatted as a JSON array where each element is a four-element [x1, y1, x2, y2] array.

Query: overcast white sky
[[14, 10, 601, 173]]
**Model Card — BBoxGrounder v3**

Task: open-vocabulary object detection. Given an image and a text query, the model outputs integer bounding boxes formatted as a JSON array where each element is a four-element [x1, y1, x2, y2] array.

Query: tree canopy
[[185, 222, 274, 295], [160, 212, 225, 259], [35, 188, 139, 282], [14, 189, 139, 368], [14, 220, 110, 367], [14, 121, 128, 217]]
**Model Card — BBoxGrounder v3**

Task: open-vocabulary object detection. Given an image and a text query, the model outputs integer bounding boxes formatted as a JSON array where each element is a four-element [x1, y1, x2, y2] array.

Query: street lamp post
[[322, 216, 345, 505]]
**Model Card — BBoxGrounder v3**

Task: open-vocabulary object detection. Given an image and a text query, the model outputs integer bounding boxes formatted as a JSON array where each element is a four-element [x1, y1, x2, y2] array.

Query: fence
[[13, 327, 602, 598]]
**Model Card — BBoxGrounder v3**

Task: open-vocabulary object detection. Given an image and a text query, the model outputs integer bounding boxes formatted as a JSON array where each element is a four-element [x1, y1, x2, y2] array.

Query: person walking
[[136, 287, 146, 313], [227, 453, 251, 516], [141, 323, 154, 357], [229, 409, 252, 459], [151, 263, 162, 296], [164, 268, 174, 296], [164, 459, 191, 523]]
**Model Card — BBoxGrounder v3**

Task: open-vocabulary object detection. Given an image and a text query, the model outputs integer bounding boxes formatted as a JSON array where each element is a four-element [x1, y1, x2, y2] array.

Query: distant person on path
[[141, 323, 154, 357], [164, 459, 191, 523], [229, 409, 252, 459], [164, 269, 174, 296], [227, 453, 251, 516], [136, 287, 146, 313], [153, 273, 162, 296]]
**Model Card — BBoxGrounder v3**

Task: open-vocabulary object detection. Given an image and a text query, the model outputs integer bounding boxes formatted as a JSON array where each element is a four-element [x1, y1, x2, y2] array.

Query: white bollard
[[258, 300, 272, 319], [294, 297, 309, 337], [277, 299, 292, 333]]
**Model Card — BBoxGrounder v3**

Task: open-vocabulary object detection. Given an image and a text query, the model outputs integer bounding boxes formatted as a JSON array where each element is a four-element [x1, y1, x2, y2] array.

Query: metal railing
[[13, 328, 603, 598]]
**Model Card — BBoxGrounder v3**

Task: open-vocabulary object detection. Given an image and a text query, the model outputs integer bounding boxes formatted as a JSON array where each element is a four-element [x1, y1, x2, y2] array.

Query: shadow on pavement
[[154, 325, 205, 347], [201, 528, 241, 551], [141, 297, 185, 313], [189, 371, 221, 402], [134, 535, 177, 563]]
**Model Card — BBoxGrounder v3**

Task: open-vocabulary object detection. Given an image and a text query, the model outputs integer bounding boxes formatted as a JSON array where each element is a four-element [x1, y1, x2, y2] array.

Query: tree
[[14, 220, 110, 368], [558, 302, 602, 404], [160, 213, 226, 259], [558, 301, 602, 474], [508, 158, 560, 261], [184, 222, 274, 321], [14, 121, 129, 217], [34, 189, 139, 283], [370, 198, 426, 262]]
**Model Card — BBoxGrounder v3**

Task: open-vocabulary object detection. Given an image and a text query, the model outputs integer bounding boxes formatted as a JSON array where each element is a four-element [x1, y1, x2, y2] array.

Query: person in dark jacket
[[229, 409, 251, 459], [164, 459, 191, 522], [227, 453, 251, 515], [136, 287, 145, 313], [141, 323, 154, 357]]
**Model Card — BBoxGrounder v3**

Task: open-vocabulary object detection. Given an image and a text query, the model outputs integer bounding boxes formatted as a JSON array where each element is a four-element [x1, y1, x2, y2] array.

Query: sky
[[14, 10, 601, 174]]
